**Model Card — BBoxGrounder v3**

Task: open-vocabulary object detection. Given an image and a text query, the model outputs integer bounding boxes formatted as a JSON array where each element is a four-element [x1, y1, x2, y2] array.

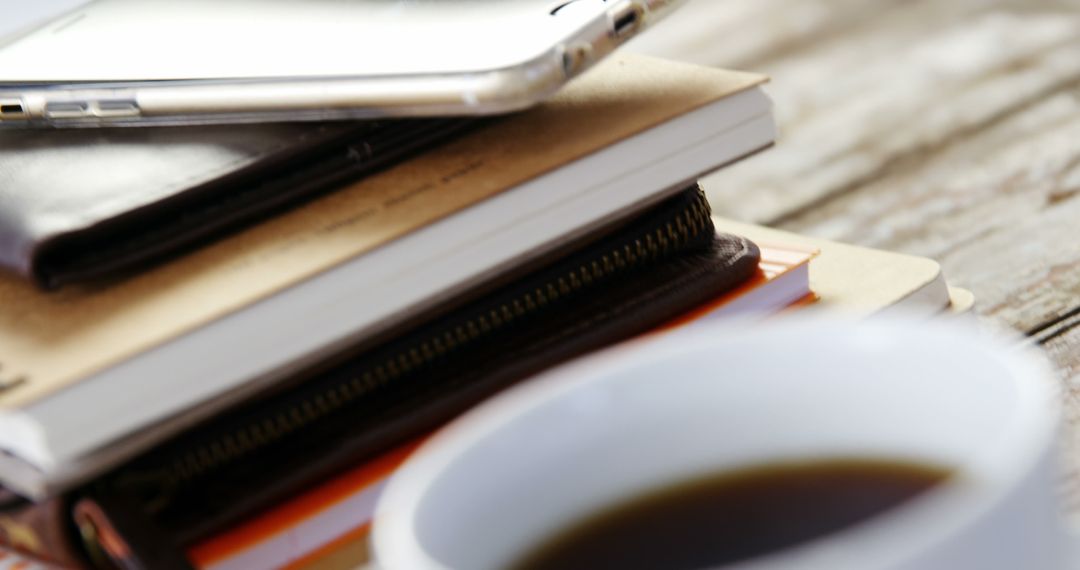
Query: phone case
[[0, 0, 679, 128]]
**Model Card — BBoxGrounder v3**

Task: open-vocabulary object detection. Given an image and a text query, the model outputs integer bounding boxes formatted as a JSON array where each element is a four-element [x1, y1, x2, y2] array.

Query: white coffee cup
[[371, 317, 1076, 569]]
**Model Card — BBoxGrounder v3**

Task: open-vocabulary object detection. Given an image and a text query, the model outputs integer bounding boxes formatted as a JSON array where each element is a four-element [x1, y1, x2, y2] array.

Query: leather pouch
[[0, 119, 471, 288], [1, 186, 761, 568]]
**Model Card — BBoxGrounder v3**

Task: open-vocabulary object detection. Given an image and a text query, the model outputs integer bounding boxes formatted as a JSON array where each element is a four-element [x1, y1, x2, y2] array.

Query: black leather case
[[0, 119, 471, 288]]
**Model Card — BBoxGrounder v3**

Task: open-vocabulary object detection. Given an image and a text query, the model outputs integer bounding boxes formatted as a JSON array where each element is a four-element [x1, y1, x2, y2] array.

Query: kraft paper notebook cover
[[0, 54, 776, 499]]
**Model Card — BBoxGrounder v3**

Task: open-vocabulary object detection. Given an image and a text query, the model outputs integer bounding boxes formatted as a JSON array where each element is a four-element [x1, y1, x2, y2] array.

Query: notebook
[[0, 55, 775, 499], [711, 218, 960, 316]]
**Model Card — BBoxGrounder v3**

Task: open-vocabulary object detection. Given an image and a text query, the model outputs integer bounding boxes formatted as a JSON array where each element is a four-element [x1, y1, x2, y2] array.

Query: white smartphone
[[0, 0, 681, 128]]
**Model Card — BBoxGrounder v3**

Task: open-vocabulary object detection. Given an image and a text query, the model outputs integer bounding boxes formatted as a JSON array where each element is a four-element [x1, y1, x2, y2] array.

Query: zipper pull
[[74, 492, 194, 570]]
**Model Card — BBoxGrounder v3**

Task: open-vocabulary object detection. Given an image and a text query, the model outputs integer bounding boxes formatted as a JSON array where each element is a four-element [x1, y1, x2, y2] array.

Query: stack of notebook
[[0, 54, 970, 570]]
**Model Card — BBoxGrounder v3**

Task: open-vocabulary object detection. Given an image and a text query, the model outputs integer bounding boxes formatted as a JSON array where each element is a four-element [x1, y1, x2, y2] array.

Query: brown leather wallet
[[0, 118, 472, 289]]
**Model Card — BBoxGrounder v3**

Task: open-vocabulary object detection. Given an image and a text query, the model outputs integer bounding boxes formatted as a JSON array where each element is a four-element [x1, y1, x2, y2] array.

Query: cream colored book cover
[[712, 218, 963, 316]]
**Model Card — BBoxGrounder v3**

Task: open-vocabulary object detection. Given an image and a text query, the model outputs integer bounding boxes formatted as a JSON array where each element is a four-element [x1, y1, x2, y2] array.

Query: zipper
[[98, 187, 715, 520]]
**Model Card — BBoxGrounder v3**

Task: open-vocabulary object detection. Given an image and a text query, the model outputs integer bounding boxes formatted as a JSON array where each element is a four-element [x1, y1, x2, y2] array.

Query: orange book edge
[[188, 440, 422, 567]]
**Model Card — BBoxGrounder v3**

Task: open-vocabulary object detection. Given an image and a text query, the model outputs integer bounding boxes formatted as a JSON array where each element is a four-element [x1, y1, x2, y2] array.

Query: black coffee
[[510, 458, 948, 570]]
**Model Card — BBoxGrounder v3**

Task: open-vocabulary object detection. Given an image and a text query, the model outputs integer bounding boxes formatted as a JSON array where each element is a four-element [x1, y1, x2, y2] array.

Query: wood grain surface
[[633, 0, 1080, 512]]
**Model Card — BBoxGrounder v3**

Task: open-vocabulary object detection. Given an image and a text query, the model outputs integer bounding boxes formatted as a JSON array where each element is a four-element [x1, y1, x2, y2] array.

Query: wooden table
[[632, 0, 1080, 512]]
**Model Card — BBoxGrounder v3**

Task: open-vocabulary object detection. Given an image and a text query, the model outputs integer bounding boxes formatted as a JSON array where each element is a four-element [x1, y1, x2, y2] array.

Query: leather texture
[[0, 119, 471, 288]]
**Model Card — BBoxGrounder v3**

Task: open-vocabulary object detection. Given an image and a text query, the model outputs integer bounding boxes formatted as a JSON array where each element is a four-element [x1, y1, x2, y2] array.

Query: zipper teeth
[[155, 194, 713, 488]]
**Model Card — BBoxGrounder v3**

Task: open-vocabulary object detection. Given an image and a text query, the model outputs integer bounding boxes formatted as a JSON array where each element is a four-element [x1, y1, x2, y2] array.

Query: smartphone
[[0, 0, 681, 128]]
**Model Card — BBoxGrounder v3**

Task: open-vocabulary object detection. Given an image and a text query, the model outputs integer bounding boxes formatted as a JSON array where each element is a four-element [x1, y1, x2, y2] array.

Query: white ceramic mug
[[371, 317, 1076, 569]]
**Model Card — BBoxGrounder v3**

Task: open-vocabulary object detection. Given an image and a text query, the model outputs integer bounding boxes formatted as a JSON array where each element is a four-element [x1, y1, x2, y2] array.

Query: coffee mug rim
[[372, 317, 1061, 570]]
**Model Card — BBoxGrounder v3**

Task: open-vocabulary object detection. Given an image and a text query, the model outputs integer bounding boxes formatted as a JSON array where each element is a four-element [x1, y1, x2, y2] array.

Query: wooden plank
[[633, 0, 1009, 69], [1035, 319, 1080, 515], [703, 2, 1080, 224], [630, 0, 916, 69], [771, 87, 1080, 331], [636, 0, 1080, 224]]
